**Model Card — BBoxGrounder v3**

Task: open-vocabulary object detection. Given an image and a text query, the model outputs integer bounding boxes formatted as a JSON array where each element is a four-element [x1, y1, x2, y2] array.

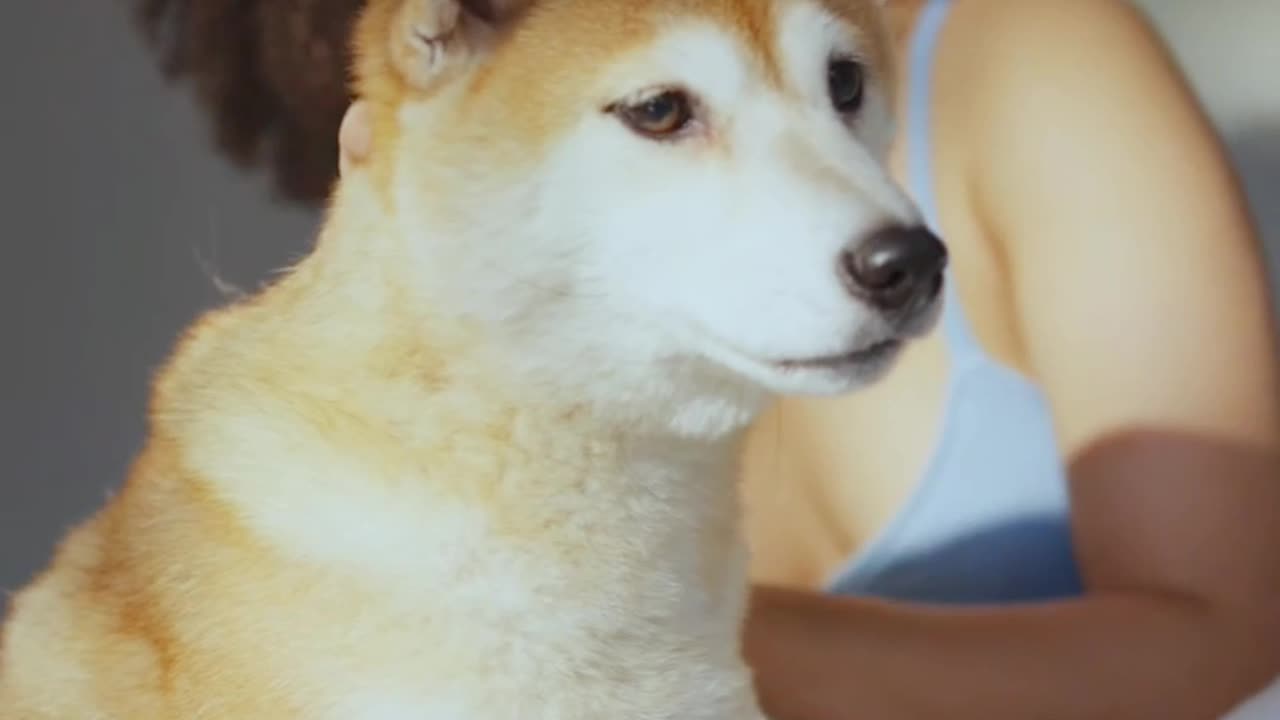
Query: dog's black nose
[[840, 225, 948, 312]]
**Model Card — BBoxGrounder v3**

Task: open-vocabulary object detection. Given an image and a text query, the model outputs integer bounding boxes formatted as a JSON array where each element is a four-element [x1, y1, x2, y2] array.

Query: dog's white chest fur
[[204, 398, 761, 719]]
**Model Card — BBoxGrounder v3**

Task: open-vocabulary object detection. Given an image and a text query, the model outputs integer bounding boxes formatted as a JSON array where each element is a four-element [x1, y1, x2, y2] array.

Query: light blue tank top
[[827, 0, 1083, 604]]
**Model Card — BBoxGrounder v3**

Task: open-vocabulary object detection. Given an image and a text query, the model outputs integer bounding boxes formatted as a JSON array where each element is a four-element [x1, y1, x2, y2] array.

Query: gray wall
[[1, 2, 317, 587], [1, 3, 1277, 594], [1139, 0, 1280, 278]]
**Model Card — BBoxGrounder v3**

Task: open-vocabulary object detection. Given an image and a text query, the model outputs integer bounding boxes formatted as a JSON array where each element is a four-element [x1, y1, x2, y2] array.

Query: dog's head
[[349, 0, 945, 437]]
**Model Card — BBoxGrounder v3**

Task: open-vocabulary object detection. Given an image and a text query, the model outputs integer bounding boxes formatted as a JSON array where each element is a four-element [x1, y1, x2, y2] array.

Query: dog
[[0, 0, 945, 716]]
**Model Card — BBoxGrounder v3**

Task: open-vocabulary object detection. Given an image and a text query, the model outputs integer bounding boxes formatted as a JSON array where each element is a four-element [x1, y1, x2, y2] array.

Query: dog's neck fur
[[150, 169, 752, 616]]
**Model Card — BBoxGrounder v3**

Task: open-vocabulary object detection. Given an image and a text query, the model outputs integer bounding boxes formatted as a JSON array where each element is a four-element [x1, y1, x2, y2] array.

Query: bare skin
[[338, 1, 1280, 716], [738, 0, 1280, 718], [338, 102, 374, 179]]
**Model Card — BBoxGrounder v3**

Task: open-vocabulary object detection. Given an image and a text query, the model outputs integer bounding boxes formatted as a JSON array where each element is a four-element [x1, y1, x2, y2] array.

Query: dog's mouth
[[773, 339, 903, 372], [688, 325, 913, 393]]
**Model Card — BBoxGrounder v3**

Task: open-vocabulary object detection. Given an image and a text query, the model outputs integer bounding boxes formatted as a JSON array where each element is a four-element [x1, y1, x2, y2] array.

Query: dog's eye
[[614, 90, 694, 139], [828, 58, 866, 114]]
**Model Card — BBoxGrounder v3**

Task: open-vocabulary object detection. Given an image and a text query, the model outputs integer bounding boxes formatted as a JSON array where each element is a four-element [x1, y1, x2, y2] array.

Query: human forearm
[[745, 585, 1279, 720]]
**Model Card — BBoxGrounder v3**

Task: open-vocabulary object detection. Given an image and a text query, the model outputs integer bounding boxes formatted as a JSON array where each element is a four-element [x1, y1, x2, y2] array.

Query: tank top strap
[[903, 0, 983, 366]]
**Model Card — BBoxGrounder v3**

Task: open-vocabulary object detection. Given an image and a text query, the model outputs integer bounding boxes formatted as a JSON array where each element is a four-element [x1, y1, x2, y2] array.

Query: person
[[136, 0, 1280, 717]]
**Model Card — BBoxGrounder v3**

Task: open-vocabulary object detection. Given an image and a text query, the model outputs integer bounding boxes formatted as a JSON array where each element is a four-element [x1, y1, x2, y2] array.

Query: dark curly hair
[[134, 0, 368, 205]]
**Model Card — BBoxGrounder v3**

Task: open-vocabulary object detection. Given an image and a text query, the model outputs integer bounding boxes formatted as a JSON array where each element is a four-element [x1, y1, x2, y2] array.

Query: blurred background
[[0, 3, 1277, 710]]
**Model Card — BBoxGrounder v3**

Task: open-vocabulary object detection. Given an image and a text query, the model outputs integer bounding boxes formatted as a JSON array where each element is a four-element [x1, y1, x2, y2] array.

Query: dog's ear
[[356, 0, 515, 96], [386, 0, 475, 91]]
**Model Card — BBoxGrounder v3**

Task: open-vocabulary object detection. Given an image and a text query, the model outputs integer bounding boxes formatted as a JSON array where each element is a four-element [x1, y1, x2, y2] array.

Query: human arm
[[745, 1, 1280, 718]]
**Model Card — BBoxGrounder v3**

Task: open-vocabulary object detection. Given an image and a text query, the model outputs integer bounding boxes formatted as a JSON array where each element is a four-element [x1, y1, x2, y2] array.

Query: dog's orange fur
[[0, 1, 897, 717], [352, 0, 894, 197]]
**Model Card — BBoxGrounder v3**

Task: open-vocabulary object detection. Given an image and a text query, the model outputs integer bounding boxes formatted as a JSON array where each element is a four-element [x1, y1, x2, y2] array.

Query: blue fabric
[[826, 0, 1083, 604]]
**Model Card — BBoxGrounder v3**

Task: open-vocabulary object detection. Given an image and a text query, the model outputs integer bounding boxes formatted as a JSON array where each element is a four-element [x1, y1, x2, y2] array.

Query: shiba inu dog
[[0, 0, 945, 717]]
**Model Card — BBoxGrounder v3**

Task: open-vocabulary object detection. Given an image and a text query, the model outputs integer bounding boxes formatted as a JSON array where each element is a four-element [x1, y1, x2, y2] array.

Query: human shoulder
[[955, 0, 1159, 67], [945, 0, 1219, 255], [948, 0, 1176, 133]]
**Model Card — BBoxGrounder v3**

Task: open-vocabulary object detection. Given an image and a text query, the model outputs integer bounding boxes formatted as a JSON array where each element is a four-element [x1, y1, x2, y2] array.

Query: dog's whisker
[[193, 209, 247, 302]]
